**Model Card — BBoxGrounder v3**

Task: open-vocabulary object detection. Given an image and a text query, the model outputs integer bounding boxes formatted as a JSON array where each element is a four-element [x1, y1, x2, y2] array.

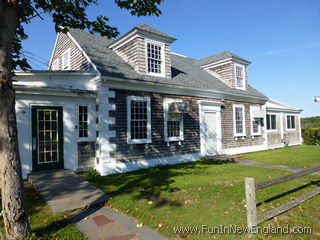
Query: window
[[233, 105, 246, 136], [127, 96, 151, 144], [62, 49, 70, 70], [79, 106, 88, 138], [252, 118, 261, 135], [164, 99, 184, 142], [266, 114, 277, 130], [147, 42, 162, 75], [235, 64, 245, 89], [51, 59, 59, 70], [286, 115, 296, 130]]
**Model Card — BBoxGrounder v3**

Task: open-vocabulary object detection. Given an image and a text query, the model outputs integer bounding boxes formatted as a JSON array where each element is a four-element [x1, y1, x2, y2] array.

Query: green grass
[[88, 157, 320, 240], [239, 145, 320, 169], [0, 183, 85, 240]]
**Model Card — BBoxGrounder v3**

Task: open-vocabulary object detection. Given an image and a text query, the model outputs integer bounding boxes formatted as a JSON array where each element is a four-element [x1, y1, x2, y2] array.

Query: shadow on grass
[[90, 158, 234, 208], [257, 180, 320, 207]]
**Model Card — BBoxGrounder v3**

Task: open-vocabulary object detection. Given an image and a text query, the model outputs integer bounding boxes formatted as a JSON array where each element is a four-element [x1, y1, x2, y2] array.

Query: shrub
[[83, 167, 101, 181], [302, 128, 320, 145]]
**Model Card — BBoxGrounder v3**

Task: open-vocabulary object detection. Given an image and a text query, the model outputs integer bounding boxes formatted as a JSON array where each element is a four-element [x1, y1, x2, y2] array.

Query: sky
[[21, 0, 320, 117]]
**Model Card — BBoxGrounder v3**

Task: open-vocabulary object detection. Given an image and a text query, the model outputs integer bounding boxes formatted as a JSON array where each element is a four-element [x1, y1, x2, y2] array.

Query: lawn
[[239, 145, 320, 169], [88, 157, 320, 240], [0, 182, 85, 240]]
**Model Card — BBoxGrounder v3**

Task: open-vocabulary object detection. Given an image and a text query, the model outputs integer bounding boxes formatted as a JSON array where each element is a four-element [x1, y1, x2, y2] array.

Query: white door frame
[[199, 100, 223, 156]]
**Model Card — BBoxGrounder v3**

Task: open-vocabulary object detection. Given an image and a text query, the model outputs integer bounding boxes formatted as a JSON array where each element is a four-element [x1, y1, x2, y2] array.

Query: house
[[13, 24, 303, 179]]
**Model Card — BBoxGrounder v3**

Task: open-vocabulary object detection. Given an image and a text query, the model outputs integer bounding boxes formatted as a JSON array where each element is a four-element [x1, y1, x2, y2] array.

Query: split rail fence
[[245, 165, 320, 232]]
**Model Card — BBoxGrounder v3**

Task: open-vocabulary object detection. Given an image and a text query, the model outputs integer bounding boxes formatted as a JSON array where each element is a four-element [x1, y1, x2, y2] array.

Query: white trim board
[[100, 153, 202, 176], [221, 144, 268, 155]]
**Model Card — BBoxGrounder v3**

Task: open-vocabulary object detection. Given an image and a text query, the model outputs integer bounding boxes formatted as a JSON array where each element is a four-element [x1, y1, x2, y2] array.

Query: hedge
[[302, 128, 320, 145]]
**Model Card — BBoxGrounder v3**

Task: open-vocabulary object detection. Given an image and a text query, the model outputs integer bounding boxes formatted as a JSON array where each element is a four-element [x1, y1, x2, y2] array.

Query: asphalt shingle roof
[[68, 28, 267, 101], [134, 23, 176, 41], [198, 51, 251, 67]]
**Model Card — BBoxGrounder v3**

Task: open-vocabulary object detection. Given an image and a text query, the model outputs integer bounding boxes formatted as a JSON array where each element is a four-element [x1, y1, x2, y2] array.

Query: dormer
[[109, 24, 176, 78], [198, 51, 251, 90]]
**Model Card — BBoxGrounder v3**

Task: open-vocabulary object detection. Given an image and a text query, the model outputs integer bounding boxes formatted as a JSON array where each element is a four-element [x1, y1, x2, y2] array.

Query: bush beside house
[[302, 128, 320, 145]]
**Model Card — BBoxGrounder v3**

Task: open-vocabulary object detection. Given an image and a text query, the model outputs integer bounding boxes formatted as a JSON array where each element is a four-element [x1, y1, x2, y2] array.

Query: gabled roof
[[68, 28, 267, 102], [109, 23, 176, 49], [267, 98, 302, 112], [198, 51, 251, 67], [134, 23, 176, 41]]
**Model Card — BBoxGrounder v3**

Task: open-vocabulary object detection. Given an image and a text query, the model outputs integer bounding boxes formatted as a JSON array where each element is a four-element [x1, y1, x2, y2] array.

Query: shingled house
[[14, 24, 303, 179]]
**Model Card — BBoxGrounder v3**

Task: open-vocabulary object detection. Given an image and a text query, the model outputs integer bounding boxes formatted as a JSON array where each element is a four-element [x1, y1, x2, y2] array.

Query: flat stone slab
[[71, 206, 167, 240], [29, 170, 108, 212]]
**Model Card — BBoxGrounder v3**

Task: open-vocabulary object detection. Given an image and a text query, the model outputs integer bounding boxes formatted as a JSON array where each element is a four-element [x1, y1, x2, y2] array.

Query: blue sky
[[22, 0, 320, 117]]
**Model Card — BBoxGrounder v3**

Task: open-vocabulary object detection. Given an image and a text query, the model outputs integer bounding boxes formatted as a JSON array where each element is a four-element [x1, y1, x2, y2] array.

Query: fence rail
[[245, 165, 320, 232]]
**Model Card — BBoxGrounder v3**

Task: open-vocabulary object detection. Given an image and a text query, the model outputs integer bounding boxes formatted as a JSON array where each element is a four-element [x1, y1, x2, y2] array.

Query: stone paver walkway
[[71, 206, 167, 240], [29, 170, 108, 212], [234, 159, 320, 175]]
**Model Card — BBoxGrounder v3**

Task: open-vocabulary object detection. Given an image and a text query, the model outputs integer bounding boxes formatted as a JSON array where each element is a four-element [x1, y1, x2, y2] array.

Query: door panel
[[32, 106, 64, 171], [203, 112, 217, 155]]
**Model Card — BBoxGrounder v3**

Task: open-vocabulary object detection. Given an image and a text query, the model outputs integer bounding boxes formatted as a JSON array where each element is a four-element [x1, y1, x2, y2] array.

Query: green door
[[32, 106, 64, 171]]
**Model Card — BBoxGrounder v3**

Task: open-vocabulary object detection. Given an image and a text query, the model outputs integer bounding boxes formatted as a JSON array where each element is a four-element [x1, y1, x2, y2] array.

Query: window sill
[[127, 139, 152, 145], [251, 133, 261, 136], [267, 129, 278, 133], [147, 72, 166, 78], [235, 86, 246, 91], [234, 136, 246, 140], [165, 137, 184, 142], [286, 128, 297, 131]]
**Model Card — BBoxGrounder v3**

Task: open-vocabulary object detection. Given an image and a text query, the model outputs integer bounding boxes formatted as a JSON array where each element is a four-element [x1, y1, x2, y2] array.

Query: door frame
[[32, 106, 64, 171], [199, 100, 223, 156]]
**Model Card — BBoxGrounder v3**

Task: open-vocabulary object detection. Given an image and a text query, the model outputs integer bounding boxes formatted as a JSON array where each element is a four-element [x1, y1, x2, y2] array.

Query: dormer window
[[235, 63, 245, 90], [146, 40, 164, 76]]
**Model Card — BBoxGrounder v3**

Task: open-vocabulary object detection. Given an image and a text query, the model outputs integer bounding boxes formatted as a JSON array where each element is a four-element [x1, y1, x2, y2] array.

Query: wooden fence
[[245, 165, 320, 232]]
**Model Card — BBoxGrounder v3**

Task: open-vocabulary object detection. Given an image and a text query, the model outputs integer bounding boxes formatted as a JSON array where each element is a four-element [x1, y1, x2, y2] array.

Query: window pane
[[235, 107, 243, 134], [79, 106, 88, 138], [130, 100, 148, 140], [252, 119, 259, 133], [271, 115, 276, 129], [147, 43, 162, 74], [168, 121, 180, 137], [291, 116, 295, 129]]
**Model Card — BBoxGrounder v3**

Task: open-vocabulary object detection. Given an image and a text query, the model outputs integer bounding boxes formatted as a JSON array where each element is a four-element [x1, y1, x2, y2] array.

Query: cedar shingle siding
[[110, 89, 201, 162], [109, 89, 266, 162], [49, 32, 92, 71], [221, 100, 264, 149]]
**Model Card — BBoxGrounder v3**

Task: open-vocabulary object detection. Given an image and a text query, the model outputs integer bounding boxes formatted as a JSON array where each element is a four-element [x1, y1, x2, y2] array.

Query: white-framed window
[[127, 96, 151, 144], [79, 106, 88, 138], [251, 118, 262, 136], [164, 98, 184, 142], [286, 115, 296, 130], [62, 49, 70, 70], [233, 104, 246, 136], [234, 63, 246, 90], [266, 114, 277, 130], [51, 59, 59, 70], [146, 40, 164, 76]]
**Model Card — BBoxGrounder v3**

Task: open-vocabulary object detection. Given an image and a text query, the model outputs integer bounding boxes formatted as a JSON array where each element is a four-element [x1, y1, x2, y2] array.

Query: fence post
[[245, 177, 257, 233]]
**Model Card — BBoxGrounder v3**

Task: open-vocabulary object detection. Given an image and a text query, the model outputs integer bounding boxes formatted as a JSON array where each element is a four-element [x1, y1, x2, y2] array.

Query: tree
[[0, 0, 163, 238]]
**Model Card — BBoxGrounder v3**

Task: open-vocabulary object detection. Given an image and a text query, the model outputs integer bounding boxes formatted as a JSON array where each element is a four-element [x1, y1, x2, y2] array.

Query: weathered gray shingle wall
[[114, 37, 172, 78], [109, 89, 200, 162], [49, 32, 92, 71], [206, 63, 235, 88], [221, 100, 264, 149]]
